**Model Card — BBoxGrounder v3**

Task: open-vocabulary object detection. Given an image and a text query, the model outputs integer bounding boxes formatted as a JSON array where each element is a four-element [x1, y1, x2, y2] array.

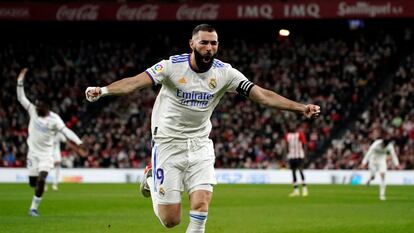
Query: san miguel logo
[[209, 77, 217, 89]]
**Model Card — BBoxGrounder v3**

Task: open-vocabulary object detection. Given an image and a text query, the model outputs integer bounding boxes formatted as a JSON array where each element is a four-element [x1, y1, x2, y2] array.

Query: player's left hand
[[17, 68, 28, 85], [303, 104, 321, 119]]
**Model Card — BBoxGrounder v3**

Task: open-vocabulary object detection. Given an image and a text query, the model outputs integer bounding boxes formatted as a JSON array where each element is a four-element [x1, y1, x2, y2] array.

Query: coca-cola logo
[[176, 4, 219, 20], [116, 4, 158, 21], [56, 4, 99, 21]]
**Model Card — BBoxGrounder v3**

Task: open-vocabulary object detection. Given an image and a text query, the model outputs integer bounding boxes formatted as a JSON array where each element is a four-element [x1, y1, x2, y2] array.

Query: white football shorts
[[151, 138, 217, 204], [369, 161, 387, 175], [27, 152, 54, 176], [53, 152, 62, 163]]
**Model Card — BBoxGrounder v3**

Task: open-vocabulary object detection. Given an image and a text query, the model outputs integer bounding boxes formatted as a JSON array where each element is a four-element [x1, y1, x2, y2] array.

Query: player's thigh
[[27, 155, 39, 176], [369, 163, 379, 175], [297, 158, 305, 169], [38, 156, 54, 173], [185, 140, 216, 193], [152, 142, 187, 204], [378, 161, 387, 174], [289, 159, 298, 170]]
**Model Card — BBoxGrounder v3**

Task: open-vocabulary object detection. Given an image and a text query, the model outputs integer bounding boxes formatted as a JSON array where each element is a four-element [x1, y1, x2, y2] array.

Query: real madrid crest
[[209, 77, 217, 89], [159, 187, 165, 197]]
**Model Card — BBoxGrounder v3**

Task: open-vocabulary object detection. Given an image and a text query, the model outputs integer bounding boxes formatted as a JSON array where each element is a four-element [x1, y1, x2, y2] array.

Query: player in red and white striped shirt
[[285, 125, 308, 197]]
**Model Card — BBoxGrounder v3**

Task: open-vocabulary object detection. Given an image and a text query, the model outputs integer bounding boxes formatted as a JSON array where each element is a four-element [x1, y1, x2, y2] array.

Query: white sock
[[186, 210, 208, 233], [54, 167, 60, 187], [30, 195, 42, 210], [293, 185, 299, 193], [380, 178, 386, 198]]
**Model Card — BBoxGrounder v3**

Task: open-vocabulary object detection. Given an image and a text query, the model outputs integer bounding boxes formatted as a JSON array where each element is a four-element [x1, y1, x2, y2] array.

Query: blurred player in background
[[50, 132, 67, 191], [285, 124, 308, 197], [85, 24, 320, 232], [361, 133, 400, 201], [16, 68, 86, 216]]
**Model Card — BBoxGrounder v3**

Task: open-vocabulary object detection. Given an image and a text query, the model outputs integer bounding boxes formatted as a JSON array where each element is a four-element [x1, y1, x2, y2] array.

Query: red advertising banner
[[0, 1, 413, 21]]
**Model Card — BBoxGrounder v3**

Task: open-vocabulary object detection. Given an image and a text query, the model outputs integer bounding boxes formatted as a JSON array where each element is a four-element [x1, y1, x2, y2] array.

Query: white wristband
[[101, 86, 109, 96]]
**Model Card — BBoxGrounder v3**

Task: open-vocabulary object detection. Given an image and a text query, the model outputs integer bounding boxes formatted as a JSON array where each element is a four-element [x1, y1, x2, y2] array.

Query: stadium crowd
[[320, 52, 414, 170], [1, 27, 412, 170]]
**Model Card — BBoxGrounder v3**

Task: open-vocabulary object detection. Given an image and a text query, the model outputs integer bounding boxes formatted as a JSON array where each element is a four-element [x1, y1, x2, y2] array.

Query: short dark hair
[[35, 95, 51, 117], [36, 95, 50, 106], [192, 24, 216, 37]]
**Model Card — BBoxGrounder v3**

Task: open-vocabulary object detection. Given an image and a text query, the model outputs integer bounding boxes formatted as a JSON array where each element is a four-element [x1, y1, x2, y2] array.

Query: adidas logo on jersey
[[178, 77, 187, 84]]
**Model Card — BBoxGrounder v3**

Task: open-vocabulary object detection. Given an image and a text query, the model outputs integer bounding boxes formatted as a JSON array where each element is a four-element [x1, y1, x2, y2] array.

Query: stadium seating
[[1, 24, 412, 169]]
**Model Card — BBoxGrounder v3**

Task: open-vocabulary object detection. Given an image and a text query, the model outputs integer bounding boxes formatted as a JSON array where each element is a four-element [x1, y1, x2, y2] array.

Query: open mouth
[[203, 57, 211, 63]]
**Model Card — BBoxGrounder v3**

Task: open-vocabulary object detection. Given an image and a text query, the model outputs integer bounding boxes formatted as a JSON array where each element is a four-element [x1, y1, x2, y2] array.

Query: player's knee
[[191, 200, 209, 212], [160, 216, 181, 228], [190, 189, 212, 212], [38, 171, 48, 182], [158, 206, 181, 228]]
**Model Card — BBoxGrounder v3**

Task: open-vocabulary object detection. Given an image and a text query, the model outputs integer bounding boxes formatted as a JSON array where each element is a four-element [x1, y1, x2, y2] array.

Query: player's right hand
[[303, 104, 321, 119], [85, 87, 101, 102], [78, 143, 88, 157], [17, 68, 28, 85]]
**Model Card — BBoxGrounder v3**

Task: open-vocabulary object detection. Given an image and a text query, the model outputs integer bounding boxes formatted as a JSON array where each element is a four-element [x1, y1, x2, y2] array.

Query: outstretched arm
[[85, 72, 153, 102], [248, 85, 320, 119], [361, 144, 374, 166], [60, 127, 87, 156], [16, 68, 35, 114], [60, 127, 82, 146], [388, 144, 399, 167]]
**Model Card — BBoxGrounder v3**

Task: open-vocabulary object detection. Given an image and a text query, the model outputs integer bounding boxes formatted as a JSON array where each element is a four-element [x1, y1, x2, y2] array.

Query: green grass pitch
[[0, 184, 413, 233]]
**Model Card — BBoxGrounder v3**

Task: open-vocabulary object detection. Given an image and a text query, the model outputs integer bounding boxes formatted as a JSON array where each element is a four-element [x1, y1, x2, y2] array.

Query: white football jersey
[[146, 53, 253, 141], [27, 110, 66, 156], [17, 85, 67, 156], [53, 132, 67, 157], [362, 139, 399, 166]]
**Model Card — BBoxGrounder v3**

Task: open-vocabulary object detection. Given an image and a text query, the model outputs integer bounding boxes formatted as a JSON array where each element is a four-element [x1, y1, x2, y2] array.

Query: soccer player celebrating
[[85, 24, 320, 232], [16, 68, 86, 216], [285, 124, 308, 197], [361, 133, 400, 201]]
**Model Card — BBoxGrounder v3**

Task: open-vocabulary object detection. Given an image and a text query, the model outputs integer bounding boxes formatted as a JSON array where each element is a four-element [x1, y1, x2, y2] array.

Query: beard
[[193, 49, 216, 72]]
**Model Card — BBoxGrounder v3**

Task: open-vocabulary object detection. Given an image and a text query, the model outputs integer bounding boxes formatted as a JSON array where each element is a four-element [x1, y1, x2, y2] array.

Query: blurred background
[[0, 0, 413, 183]]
